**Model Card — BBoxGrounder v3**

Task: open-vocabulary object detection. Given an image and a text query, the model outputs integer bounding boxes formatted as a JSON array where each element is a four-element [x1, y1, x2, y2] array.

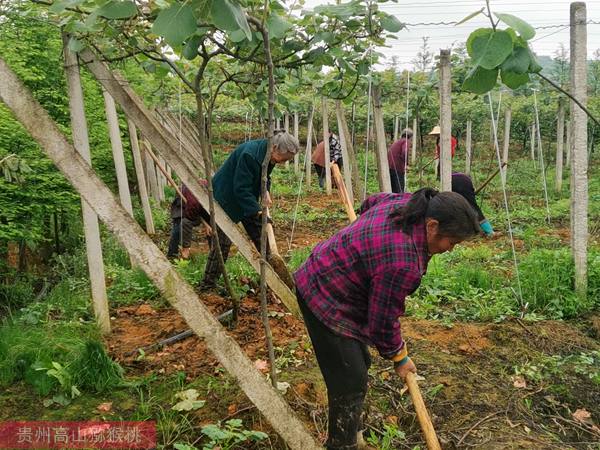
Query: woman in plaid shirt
[[294, 188, 481, 449]]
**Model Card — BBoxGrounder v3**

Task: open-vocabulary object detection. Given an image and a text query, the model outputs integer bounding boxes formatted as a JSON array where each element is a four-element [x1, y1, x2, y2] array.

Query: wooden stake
[[331, 163, 357, 222]]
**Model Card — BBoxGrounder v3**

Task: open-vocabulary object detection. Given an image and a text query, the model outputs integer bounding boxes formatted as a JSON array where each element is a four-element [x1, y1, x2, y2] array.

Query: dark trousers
[[203, 215, 266, 286], [167, 217, 182, 257], [167, 216, 205, 257], [297, 291, 371, 450], [315, 160, 343, 190], [389, 169, 405, 193]]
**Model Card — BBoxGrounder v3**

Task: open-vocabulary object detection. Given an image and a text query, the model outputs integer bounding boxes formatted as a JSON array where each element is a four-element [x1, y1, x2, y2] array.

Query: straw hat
[[428, 125, 441, 135]]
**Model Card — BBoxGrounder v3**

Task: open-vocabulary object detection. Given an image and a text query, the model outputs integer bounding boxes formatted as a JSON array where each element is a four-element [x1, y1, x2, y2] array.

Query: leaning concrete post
[[570, 1, 588, 296], [438, 49, 452, 192], [128, 120, 155, 234], [0, 59, 322, 450], [103, 90, 134, 215], [555, 99, 565, 192], [62, 36, 109, 334]]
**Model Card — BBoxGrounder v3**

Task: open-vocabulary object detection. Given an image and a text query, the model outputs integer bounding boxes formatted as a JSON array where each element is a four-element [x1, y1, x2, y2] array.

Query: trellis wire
[[487, 93, 525, 314]]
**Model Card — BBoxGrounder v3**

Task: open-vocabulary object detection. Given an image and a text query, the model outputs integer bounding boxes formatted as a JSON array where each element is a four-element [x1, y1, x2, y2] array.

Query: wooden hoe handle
[[331, 163, 357, 223], [405, 372, 442, 450]]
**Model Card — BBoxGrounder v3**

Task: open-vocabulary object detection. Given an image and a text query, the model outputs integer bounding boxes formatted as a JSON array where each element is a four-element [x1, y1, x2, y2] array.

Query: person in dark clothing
[[202, 131, 300, 289], [388, 128, 412, 193], [294, 189, 482, 450], [166, 182, 210, 259], [167, 193, 184, 258], [451, 173, 494, 236], [312, 132, 343, 189]]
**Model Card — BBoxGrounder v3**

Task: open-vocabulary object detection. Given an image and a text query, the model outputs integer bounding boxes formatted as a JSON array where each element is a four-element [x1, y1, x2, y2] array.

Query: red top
[[435, 136, 457, 159]]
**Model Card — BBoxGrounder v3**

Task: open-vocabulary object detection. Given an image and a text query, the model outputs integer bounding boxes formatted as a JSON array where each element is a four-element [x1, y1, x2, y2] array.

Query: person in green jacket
[[202, 131, 300, 289]]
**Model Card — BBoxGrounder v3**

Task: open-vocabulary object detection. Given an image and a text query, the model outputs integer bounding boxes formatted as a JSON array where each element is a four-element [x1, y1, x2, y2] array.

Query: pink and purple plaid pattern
[[294, 193, 430, 359]]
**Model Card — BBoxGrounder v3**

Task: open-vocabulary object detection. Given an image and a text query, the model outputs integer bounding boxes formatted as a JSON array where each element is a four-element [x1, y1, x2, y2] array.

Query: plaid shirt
[[294, 193, 430, 360]]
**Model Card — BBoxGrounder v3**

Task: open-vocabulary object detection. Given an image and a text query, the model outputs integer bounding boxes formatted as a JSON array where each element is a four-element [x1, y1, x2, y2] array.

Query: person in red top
[[387, 128, 412, 193], [429, 125, 457, 176], [312, 132, 343, 189]]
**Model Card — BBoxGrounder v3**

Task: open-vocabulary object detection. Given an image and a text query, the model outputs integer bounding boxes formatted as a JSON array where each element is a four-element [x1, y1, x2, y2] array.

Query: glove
[[480, 219, 494, 236]]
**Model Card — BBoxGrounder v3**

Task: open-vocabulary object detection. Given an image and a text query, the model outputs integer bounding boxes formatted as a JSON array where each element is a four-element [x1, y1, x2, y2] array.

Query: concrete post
[[128, 120, 155, 234], [322, 98, 332, 194], [465, 119, 472, 176], [501, 107, 511, 184], [439, 49, 452, 192], [62, 35, 110, 334], [570, 2, 588, 296], [103, 89, 134, 215], [555, 99, 565, 192], [371, 86, 392, 192]]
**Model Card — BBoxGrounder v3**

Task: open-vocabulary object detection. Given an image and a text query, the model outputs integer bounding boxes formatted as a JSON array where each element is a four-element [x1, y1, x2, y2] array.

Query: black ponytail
[[391, 187, 481, 238]]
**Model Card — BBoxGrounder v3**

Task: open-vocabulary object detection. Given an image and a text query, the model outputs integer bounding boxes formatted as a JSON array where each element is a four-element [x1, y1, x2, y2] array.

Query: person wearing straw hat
[[429, 125, 457, 176], [388, 128, 412, 193]]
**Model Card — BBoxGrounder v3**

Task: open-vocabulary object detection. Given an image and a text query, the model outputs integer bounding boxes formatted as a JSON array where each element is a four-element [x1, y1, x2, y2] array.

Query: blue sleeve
[[233, 153, 262, 218], [480, 219, 494, 236]]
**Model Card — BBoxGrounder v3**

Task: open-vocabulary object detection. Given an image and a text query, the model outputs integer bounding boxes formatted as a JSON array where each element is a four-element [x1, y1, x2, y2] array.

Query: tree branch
[[536, 72, 600, 127]]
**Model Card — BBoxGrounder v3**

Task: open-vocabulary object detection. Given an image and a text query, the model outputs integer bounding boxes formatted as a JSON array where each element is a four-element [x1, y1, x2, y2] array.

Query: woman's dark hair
[[391, 187, 481, 238]]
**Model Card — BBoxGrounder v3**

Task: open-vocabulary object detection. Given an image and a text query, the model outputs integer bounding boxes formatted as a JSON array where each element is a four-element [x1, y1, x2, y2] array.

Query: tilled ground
[[105, 293, 600, 449]]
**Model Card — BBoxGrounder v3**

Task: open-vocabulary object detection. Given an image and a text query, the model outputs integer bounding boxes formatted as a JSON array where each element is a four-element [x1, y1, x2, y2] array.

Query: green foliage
[[97, 1, 137, 20], [366, 423, 406, 449], [199, 419, 268, 449], [70, 340, 124, 393], [152, 4, 198, 48], [462, 11, 541, 93], [515, 351, 600, 386], [107, 265, 160, 305]]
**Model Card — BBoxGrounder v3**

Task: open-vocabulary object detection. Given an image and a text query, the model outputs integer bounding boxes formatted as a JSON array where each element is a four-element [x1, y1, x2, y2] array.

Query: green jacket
[[213, 139, 274, 223]]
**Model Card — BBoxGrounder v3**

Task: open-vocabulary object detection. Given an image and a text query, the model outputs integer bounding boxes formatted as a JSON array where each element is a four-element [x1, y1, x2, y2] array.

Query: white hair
[[272, 130, 300, 155]]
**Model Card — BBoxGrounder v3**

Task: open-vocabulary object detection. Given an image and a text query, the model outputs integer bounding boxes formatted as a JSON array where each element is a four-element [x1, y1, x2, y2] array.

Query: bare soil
[[106, 294, 600, 449]]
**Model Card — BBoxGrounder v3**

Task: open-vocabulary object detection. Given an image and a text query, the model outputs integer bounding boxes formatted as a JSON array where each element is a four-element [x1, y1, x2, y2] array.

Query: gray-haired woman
[[202, 131, 299, 289]]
